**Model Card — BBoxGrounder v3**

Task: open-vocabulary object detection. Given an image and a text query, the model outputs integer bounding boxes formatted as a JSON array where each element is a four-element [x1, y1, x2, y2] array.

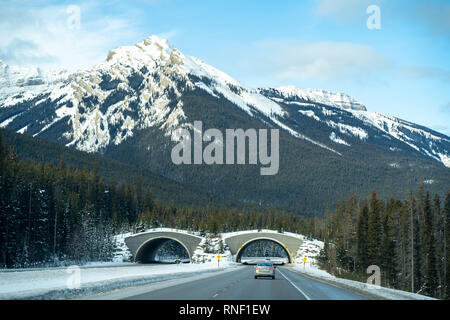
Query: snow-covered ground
[[0, 263, 238, 300], [112, 232, 133, 263], [292, 235, 324, 266], [191, 236, 233, 266]]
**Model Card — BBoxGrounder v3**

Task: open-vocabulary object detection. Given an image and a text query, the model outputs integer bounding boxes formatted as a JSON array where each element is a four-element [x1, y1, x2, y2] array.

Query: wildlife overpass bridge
[[124, 230, 302, 263]]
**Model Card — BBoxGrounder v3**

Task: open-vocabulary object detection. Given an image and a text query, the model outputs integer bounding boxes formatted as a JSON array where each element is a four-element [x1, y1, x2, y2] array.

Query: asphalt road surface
[[88, 265, 370, 300]]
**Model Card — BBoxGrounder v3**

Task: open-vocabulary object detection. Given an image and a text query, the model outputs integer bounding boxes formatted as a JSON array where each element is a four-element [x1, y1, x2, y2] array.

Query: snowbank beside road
[[292, 236, 324, 266], [289, 264, 435, 300], [289, 237, 435, 300], [0, 263, 238, 300]]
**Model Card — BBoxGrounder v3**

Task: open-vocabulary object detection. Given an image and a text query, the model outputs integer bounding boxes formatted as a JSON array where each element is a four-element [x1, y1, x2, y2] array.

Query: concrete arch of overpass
[[134, 236, 191, 263], [235, 237, 293, 263], [124, 231, 202, 263], [224, 232, 302, 263]]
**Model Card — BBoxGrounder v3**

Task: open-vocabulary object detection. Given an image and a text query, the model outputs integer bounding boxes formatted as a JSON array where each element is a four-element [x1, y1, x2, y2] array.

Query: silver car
[[254, 261, 276, 279]]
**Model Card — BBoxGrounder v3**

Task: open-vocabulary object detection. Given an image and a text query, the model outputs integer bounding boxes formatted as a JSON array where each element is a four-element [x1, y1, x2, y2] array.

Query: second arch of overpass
[[124, 230, 302, 263]]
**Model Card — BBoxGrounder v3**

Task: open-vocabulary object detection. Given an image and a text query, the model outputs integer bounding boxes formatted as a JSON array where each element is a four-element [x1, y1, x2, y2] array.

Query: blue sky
[[1, 0, 449, 135]]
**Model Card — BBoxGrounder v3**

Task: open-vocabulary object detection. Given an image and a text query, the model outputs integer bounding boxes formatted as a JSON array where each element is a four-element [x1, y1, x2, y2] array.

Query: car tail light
[[269, 268, 275, 271], [255, 267, 260, 270]]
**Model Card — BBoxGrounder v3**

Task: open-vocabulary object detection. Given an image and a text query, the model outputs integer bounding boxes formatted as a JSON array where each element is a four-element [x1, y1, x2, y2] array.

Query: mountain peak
[[139, 35, 171, 48], [105, 35, 176, 66]]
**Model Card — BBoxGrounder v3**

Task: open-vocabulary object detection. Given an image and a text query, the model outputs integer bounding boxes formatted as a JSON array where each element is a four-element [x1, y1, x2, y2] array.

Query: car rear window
[[257, 262, 273, 267]]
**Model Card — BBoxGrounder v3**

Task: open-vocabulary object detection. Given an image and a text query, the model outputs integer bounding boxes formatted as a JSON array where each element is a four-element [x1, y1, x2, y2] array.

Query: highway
[[85, 265, 371, 300]]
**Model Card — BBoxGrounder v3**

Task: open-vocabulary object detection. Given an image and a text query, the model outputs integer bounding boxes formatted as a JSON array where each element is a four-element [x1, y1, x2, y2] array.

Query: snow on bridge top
[[125, 228, 306, 240], [220, 229, 306, 240], [124, 227, 203, 239]]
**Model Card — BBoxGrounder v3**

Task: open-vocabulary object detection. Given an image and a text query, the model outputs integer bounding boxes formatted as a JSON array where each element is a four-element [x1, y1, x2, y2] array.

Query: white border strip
[[278, 269, 312, 300]]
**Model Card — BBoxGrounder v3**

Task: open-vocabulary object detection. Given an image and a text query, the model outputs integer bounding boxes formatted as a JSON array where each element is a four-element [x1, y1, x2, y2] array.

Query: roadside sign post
[[217, 255, 221, 268], [303, 257, 307, 269]]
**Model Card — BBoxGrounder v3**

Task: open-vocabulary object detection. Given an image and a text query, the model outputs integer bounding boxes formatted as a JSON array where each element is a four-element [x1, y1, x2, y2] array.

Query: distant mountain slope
[[258, 87, 450, 167], [0, 36, 448, 213], [0, 59, 70, 101]]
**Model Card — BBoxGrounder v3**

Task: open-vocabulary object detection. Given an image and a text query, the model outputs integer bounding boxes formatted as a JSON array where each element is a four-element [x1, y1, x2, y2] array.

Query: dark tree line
[[0, 133, 316, 268], [317, 187, 450, 299], [0, 134, 155, 268]]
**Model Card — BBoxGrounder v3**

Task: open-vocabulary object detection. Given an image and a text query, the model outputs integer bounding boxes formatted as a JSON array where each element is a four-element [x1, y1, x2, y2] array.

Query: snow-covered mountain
[[0, 36, 289, 152], [0, 35, 449, 212], [0, 35, 448, 167]]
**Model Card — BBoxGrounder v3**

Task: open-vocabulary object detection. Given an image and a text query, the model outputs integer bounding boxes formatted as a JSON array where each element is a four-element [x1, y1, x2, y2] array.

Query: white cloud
[[0, 38, 58, 65], [0, 2, 144, 71], [249, 40, 389, 83], [235, 39, 448, 87]]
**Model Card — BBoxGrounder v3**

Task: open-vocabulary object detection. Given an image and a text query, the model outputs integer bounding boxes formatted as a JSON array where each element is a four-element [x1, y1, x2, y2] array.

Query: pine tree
[[218, 239, 226, 254], [412, 196, 423, 293], [422, 192, 438, 296], [396, 200, 411, 292], [143, 187, 154, 213], [367, 191, 383, 267], [444, 192, 450, 299], [432, 194, 444, 298], [381, 200, 397, 287], [356, 202, 369, 271], [135, 174, 143, 217]]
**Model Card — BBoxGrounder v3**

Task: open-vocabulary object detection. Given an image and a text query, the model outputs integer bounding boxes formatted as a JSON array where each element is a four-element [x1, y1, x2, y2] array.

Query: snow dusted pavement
[[0, 262, 239, 300]]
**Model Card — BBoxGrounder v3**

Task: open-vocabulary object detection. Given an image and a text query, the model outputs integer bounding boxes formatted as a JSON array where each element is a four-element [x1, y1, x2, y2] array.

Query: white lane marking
[[213, 293, 219, 298], [278, 269, 312, 300]]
